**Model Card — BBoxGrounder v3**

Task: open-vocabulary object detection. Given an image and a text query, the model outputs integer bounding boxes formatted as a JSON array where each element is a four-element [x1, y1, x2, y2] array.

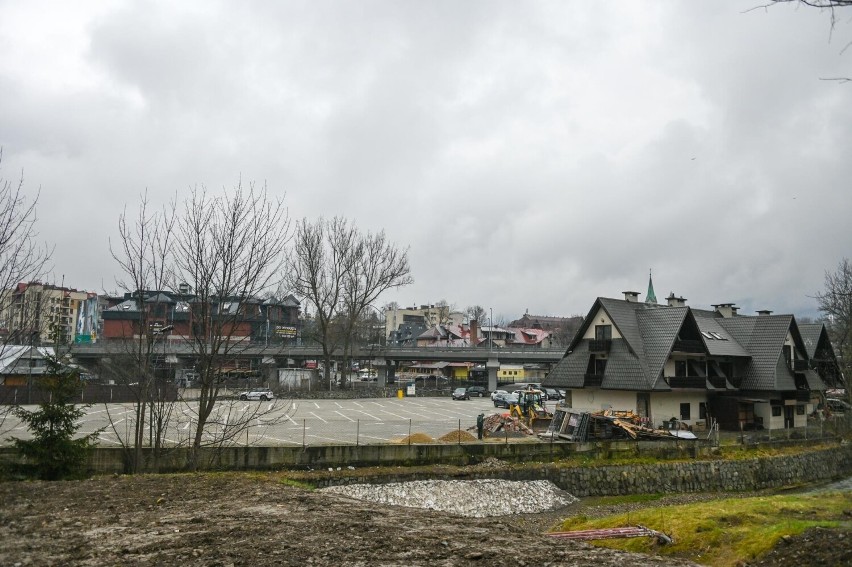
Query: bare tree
[[0, 151, 52, 434], [465, 305, 487, 326], [758, 1, 852, 64], [172, 182, 291, 469], [105, 192, 177, 472], [432, 299, 454, 326], [816, 258, 852, 392], [287, 217, 412, 389]]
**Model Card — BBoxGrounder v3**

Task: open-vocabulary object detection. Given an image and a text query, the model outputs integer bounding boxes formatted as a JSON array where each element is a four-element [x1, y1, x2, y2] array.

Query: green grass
[[277, 477, 316, 490], [583, 493, 666, 506], [555, 492, 850, 566]]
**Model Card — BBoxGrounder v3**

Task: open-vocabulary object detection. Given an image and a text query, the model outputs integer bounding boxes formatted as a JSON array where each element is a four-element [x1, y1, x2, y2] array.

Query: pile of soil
[[392, 432, 435, 444], [0, 473, 698, 566], [750, 526, 851, 566], [437, 430, 478, 443]]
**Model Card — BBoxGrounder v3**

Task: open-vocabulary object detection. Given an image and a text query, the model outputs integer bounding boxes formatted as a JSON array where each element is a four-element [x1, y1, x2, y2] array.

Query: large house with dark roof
[[543, 289, 841, 432], [101, 290, 301, 344]]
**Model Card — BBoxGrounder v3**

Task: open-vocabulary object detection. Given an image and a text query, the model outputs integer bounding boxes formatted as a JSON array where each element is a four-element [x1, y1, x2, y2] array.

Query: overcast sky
[[1, 1, 850, 322]]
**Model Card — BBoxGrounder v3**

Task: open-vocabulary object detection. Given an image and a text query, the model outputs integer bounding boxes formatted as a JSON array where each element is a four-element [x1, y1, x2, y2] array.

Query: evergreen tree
[[11, 342, 99, 480]]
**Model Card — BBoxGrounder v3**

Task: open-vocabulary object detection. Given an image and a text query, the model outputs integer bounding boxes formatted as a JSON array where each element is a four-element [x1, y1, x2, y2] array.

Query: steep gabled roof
[[509, 328, 551, 345], [545, 341, 587, 388], [798, 322, 838, 363], [718, 315, 799, 391], [691, 309, 751, 357], [636, 306, 689, 389], [602, 339, 657, 390], [559, 297, 688, 391]]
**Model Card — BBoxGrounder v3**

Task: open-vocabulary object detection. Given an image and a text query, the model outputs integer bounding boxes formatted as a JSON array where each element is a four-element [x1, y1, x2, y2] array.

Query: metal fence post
[[303, 419, 306, 449], [458, 419, 461, 445], [356, 419, 360, 447], [408, 419, 412, 446]]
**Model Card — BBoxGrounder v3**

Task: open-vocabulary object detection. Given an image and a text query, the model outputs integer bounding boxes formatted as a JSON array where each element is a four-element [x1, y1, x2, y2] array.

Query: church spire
[[646, 269, 657, 304]]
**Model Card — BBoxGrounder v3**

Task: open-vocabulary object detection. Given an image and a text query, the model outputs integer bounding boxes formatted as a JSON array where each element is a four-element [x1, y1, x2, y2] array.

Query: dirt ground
[[0, 473, 847, 567]]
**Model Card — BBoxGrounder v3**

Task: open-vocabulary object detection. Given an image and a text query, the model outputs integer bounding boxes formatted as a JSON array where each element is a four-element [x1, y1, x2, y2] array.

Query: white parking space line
[[354, 410, 382, 420], [334, 411, 355, 422], [309, 412, 327, 423], [374, 409, 410, 420]]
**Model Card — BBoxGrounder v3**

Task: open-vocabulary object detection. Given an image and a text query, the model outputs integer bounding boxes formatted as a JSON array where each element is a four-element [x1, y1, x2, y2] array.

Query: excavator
[[508, 388, 553, 432]]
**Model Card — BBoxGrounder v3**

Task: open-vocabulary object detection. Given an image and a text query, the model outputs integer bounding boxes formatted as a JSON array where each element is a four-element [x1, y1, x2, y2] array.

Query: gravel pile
[[320, 479, 578, 518]]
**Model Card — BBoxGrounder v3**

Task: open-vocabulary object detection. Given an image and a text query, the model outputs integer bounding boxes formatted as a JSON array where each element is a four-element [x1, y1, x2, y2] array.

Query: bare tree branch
[[286, 217, 412, 389]]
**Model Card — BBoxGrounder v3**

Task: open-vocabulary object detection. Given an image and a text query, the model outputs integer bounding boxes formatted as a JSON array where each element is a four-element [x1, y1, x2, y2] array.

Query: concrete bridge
[[70, 343, 566, 390]]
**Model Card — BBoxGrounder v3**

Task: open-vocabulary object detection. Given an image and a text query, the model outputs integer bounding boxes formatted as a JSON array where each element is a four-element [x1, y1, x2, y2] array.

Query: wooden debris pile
[[549, 408, 697, 442], [468, 413, 535, 436]]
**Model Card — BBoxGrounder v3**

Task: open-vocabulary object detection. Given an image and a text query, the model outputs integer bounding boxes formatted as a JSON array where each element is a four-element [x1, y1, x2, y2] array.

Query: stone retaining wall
[[4, 441, 849, 497], [308, 443, 852, 497]]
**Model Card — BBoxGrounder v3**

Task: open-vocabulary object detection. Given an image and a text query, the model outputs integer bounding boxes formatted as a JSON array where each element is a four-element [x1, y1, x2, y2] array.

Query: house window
[[772, 406, 782, 417], [595, 324, 612, 341], [699, 402, 707, 420], [675, 361, 687, 377], [796, 406, 805, 415], [783, 344, 792, 367], [680, 403, 691, 420]]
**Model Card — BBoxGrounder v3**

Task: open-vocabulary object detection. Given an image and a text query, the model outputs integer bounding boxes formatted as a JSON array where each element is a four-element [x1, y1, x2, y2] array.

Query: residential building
[[384, 304, 465, 341], [0, 345, 55, 386], [101, 289, 301, 344], [413, 321, 553, 349], [508, 313, 584, 346], [544, 290, 841, 432], [0, 282, 91, 345]]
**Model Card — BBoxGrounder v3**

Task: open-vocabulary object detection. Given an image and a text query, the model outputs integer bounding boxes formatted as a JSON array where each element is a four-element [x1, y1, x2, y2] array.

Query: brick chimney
[[666, 292, 687, 307], [470, 319, 478, 346], [623, 291, 640, 303], [756, 309, 773, 316]]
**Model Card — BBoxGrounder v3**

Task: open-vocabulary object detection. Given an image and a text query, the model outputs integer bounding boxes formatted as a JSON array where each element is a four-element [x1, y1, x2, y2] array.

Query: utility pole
[[489, 307, 493, 352]]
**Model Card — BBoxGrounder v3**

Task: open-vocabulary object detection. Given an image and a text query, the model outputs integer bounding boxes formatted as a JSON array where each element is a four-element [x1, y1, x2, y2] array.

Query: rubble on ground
[[553, 408, 697, 442], [469, 413, 535, 436], [320, 479, 578, 517]]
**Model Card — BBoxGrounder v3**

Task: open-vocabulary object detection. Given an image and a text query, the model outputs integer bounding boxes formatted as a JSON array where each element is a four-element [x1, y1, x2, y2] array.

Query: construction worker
[[476, 413, 484, 440]]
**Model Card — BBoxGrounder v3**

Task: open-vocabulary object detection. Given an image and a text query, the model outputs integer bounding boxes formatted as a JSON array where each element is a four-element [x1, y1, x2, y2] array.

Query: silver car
[[239, 389, 274, 401]]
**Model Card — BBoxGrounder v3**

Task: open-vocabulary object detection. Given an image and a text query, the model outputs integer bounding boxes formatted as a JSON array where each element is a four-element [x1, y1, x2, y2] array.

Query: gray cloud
[[1, 1, 850, 320]]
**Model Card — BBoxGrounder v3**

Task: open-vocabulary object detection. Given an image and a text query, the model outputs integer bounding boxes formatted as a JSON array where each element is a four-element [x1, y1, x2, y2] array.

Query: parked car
[[493, 392, 518, 409], [466, 386, 488, 398], [543, 388, 561, 400], [826, 398, 851, 414], [238, 389, 274, 401], [490, 389, 509, 401], [452, 387, 470, 401]]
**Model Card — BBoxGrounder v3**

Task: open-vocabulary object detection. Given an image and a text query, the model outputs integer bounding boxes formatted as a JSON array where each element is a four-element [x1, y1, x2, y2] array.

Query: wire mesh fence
[[0, 407, 493, 448]]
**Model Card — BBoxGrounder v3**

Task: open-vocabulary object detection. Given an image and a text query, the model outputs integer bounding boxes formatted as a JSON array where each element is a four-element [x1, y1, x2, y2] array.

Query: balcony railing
[[672, 339, 705, 353], [668, 376, 705, 388], [583, 374, 604, 388], [708, 376, 728, 389], [588, 339, 611, 353]]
